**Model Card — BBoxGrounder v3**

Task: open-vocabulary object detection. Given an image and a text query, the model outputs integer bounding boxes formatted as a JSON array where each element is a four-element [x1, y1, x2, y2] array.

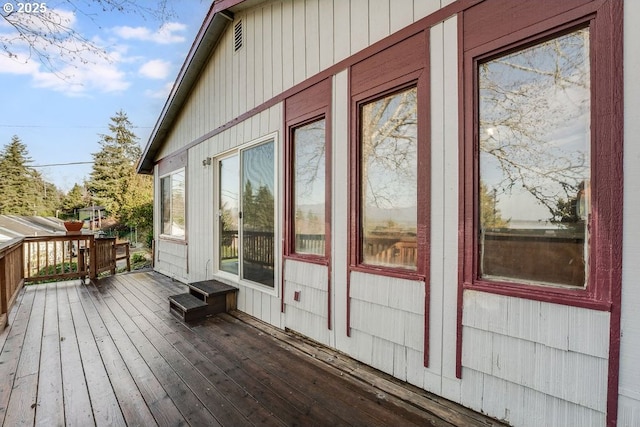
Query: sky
[[0, 0, 212, 192]]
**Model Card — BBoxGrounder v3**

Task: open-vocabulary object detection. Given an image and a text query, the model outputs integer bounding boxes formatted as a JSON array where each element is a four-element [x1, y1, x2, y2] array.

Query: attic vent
[[234, 20, 243, 52]]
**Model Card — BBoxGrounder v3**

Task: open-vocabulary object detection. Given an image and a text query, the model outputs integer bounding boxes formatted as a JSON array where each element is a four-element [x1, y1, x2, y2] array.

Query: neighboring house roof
[[138, 0, 248, 174], [0, 215, 66, 237]]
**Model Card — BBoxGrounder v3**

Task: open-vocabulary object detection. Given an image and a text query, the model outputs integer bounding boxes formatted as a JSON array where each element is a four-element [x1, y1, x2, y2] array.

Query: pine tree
[[61, 183, 90, 217], [86, 110, 142, 216], [0, 136, 37, 215]]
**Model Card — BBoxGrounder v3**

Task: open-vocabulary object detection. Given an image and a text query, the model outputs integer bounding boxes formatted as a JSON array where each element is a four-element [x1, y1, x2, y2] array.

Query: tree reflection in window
[[360, 86, 417, 270], [293, 118, 326, 256], [242, 141, 275, 287], [479, 28, 590, 287]]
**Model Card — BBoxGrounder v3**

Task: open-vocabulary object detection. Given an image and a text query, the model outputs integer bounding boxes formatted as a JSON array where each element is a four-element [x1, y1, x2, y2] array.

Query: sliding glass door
[[217, 140, 275, 287]]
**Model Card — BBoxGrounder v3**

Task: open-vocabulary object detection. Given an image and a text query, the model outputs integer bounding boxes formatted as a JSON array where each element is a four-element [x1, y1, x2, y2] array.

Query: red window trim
[[284, 79, 332, 263], [350, 79, 428, 282], [459, 1, 622, 309], [283, 78, 333, 329], [457, 2, 623, 426], [348, 32, 431, 367], [348, 31, 430, 283]]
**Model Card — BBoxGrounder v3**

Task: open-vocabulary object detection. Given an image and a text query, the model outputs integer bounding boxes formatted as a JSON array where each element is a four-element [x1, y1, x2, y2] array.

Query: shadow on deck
[[0, 271, 504, 427]]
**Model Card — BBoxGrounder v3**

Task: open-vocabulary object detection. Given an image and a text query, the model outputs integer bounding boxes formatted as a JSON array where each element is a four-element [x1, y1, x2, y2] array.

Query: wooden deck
[[0, 271, 503, 427]]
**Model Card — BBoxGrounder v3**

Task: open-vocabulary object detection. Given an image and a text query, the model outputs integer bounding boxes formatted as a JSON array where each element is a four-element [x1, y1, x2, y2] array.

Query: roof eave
[[137, 2, 241, 174]]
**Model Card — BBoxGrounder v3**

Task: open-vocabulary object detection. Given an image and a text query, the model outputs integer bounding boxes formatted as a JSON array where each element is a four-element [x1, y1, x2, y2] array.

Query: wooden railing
[[1, 235, 132, 329], [24, 235, 92, 283], [1, 239, 25, 329]]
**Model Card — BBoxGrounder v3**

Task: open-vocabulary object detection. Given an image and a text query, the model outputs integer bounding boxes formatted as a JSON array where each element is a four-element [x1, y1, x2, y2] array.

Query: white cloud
[[139, 59, 171, 79], [32, 61, 130, 96], [145, 81, 174, 99], [0, 8, 132, 96], [0, 38, 130, 96], [0, 55, 40, 75], [112, 22, 187, 44]]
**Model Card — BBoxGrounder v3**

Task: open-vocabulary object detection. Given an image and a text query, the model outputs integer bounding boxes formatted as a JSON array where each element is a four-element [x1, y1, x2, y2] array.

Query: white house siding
[[349, 272, 425, 385], [154, 239, 188, 282], [148, 0, 639, 425], [427, 17, 461, 399], [331, 69, 349, 353], [283, 260, 330, 346], [460, 291, 610, 426], [158, 0, 442, 156], [620, 0, 640, 424], [184, 105, 283, 328]]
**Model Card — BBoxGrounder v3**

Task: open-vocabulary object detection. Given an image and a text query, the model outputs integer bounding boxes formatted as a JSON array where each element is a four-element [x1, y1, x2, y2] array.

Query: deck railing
[[23, 235, 92, 283], [1, 234, 131, 329], [1, 238, 25, 329]]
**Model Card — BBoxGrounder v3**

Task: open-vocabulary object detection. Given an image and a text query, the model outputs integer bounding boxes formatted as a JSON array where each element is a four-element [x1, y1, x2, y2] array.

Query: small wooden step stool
[[169, 280, 238, 322]]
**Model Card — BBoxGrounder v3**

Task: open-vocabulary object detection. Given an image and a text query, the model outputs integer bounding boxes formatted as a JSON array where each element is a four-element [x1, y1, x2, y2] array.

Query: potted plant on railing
[[63, 219, 84, 234]]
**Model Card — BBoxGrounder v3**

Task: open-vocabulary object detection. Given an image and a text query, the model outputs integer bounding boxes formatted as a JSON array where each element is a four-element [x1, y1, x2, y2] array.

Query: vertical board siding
[[368, 0, 391, 44], [318, 0, 334, 70], [331, 70, 349, 352], [332, 0, 350, 63], [429, 18, 446, 393], [149, 1, 640, 424], [159, 0, 451, 163], [186, 142, 215, 283], [349, 0, 369, 55], [621, 0, 640, 418], [440, 16, 461, 387], [305, 0, 321, 78], [414, 0, 441, 21]]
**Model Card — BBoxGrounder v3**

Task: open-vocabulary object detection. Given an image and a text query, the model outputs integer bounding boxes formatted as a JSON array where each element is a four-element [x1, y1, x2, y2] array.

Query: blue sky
[[0, 1, 212, 191]]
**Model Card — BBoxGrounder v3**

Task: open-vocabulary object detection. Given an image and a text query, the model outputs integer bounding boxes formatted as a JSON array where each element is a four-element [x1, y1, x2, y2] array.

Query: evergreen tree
[[61, 183, 90, 217], [86, 110, 142, 216], [479, 181, 508, 229], [0, 136, 37, 215]]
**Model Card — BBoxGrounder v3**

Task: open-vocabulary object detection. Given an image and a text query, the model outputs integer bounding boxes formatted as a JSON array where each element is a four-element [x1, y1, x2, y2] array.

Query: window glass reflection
[[479, 28, 590, 287], [360, 87, 418, 270], [242, 141, 275, 287], [219, 155, 239, 275], [170, 170, 185, 237], [293, 118, 326, 256]]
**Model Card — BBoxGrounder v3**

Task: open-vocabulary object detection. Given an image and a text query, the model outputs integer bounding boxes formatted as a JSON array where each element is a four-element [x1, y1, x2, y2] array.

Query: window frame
[[214, 133, 280, 294], [349, 32, 430, 282], [159, 167, 186, 241], [284, 78, 332, 265], [459, 0, 623, 310]]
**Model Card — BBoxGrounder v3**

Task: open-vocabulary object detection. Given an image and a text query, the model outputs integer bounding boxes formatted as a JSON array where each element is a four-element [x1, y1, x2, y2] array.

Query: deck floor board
[[35, 283, 64, 427], [0, 271, 503, 427]]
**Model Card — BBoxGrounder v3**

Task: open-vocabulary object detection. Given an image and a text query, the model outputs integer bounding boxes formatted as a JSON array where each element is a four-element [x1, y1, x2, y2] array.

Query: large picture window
[[217, 139, 276, 288], [461, 0, 622, 307], [478, 28, 590, 288], [160, 169, 185, 238]]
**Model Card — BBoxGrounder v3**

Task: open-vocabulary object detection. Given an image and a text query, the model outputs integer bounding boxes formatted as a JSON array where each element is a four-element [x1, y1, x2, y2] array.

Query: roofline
[[137, 0, 246, 174]]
